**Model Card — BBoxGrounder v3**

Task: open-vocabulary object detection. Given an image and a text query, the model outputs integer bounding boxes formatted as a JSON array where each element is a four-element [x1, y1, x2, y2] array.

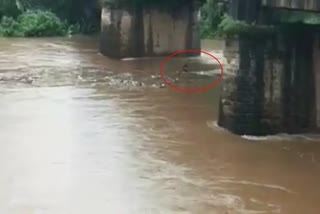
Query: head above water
[[183, 63, 189, 72]]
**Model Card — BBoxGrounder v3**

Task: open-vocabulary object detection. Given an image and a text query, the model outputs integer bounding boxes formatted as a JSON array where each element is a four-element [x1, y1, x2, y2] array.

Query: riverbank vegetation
[[200, 0, 226, 39], [0, 0, 227, 38], [218, 15, 276, 38], [0, 10, 70, 36], [0, 0, 100, 37]]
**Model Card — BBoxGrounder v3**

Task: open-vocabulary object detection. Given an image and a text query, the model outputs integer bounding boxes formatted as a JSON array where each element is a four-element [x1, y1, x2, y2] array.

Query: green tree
[[200, 0, 226, 38], [0, 0, 101, 36]]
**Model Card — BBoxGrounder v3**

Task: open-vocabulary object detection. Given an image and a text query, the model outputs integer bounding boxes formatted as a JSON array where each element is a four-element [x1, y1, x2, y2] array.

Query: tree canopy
[[0, 0, 100, 36]]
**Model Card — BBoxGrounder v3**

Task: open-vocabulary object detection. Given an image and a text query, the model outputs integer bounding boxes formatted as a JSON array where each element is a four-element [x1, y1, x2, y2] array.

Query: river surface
[[0, 36, 320, 214]]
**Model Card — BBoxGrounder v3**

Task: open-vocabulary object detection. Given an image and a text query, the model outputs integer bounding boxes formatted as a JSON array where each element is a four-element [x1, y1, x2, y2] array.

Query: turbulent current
[[0, 37, 319, 214]]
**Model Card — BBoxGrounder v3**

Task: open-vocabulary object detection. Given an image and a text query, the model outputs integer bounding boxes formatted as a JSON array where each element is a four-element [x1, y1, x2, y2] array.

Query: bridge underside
[[262, 0, 320, 12], [218, 0, 320, 135]]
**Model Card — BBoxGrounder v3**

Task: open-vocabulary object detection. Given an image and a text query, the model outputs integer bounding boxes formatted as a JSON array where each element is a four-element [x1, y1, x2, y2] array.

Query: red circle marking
[[160, 49, 223, 93]]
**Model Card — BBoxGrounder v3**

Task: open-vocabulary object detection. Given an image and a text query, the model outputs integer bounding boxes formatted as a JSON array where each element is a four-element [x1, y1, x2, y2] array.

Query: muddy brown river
[[1, 36, 320, 214]]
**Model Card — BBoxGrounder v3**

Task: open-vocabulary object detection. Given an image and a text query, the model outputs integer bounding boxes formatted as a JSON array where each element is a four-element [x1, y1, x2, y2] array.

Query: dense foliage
[[0, 0, 100, 37], [200, 0, 226, 38], [0, 10, 68, 37], [217, 15, 275, 38], [0, 0, 228, 38], [275, 10, 320, 25]]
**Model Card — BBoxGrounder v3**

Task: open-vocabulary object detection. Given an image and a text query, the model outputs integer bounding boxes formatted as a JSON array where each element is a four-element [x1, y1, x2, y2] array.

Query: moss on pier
[[218, 15, 275, 38], [276, 10, 320, 25]]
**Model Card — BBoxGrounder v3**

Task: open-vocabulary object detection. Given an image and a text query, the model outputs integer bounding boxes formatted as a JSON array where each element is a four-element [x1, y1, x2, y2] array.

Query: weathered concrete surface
[[229, 0, 262, 22], [218, 37, 271, 135], [262, 0, 320, 12], [313, 35, 320, 127], [218, 27, 320, 135], [282, 26, 316, 133], [99, 3, 200, 58]]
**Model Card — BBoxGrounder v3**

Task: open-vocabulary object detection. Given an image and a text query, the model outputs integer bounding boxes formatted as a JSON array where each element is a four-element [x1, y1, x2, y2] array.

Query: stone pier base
[[99, 3, 200, 58], [218, 26, 320, 135]]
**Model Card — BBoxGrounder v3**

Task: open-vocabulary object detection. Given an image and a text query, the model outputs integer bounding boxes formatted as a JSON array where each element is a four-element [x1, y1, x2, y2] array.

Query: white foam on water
[[242, 133, 320, 142], [216, 178, 296, 194], [207, 121, 320, 142], [121, 57, 145, 61], [121, 57, 163, 61], [206, 120, 226, 132], [190, 69, 222, 76]]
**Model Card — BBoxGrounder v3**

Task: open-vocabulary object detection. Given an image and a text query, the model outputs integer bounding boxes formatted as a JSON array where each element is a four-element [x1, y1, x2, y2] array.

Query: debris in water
[[151, 74, 160, 79], [159, 83, 166, 88]]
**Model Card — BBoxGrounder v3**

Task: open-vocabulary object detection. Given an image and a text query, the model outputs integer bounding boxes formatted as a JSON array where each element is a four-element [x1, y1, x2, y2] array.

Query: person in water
[[183, 63, 189, 73], [176, 63, 189, 77]]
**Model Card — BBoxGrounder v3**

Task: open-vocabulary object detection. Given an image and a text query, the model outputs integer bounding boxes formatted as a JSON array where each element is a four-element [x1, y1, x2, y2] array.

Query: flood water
[[0, 36, 320, 214]]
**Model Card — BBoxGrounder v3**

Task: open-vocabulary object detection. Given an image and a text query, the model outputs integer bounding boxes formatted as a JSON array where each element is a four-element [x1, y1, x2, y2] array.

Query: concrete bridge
[[262, 0, 320, 12], [218, 0, 320, 135], [99, 0, 201, 58], [99, 0, 320, 136]]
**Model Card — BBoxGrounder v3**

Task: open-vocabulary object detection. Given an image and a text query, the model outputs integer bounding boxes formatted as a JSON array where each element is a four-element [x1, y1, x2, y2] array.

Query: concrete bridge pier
[[99, 1, 201, 58], [218, 26, 320, 136], [217, 0, 320, 136], [218, 36, 267, 135]]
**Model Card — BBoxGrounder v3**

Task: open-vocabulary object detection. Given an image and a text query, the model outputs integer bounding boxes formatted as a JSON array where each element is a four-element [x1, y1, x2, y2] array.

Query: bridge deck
[[262, 0, 320, 12]]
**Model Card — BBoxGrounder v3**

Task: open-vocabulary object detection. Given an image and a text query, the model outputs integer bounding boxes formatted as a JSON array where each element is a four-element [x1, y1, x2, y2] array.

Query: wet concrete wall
[[313, 34, 320, 127], [219, 27, 320, 135], [218, 36, 268, 135], [229, 0, 262, 22], [281, 26, 316, 133], [218, 0, 320, 135], [99, 3, 200, 58]]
